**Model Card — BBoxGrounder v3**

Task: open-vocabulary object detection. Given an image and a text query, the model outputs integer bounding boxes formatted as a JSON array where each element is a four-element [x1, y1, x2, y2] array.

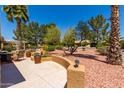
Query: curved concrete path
[[1, 58, 67, 88]]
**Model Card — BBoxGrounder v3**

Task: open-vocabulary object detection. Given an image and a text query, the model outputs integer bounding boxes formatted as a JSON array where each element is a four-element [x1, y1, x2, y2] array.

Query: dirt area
[[49, 48, 124, 88]]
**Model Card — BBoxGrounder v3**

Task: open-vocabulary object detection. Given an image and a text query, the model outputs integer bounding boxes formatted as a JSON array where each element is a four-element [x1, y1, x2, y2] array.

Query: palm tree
[[3, 5, 29, 49], [107, 5, 122, 65]]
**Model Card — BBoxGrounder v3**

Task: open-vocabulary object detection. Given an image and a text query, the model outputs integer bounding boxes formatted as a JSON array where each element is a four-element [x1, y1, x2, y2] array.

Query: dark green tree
[[88, 15, 109, 44], [13, 23, 27, 41], [44, 23, 61, 45], [13, 22, 48, 48], [63, 28, 77, 55], [63, 21, 92, 55], [75, 21, 91, 43]]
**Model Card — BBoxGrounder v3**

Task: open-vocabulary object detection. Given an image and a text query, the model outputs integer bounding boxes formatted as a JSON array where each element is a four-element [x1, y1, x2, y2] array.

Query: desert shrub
[[81, 41, 89, 47], [55, 45, 63, 50], [120, 40, 124, 49], [96, 40, 109, 48], [97, 46, 108, 55], [96, 41, 109, 55]]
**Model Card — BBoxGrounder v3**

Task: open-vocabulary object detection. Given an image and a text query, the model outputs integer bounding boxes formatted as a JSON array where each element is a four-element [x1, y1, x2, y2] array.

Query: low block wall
[[43, 55, 85, 88], [51, 56, 71, 69], [41, 57, 52, 62], [30, 55, 85, 88]]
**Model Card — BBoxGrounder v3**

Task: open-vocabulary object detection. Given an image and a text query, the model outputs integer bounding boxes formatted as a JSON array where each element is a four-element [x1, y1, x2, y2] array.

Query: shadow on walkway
[[1, 63, 25, 88]]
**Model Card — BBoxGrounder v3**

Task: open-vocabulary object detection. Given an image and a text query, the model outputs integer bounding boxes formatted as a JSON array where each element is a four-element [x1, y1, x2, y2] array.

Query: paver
[[1, 59, 67, 88]]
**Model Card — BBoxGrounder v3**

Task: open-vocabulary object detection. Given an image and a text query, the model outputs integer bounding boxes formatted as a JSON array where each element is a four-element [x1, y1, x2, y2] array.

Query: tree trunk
[[107, 5, 122, 65], [64, 40, 83, 55], [96, 29, 99, 44], [16, 17, 23, 50]]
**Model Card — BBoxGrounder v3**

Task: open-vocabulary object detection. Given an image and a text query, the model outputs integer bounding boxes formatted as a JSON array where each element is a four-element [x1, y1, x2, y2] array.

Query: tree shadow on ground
[[1, 63, 25, 88], [49, 50, 107, 63], [72, 53, 107, 63]]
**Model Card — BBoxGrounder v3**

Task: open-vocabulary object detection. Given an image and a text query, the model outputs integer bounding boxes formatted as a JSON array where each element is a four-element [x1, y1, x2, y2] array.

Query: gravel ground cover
[[49, 48, 124, 88]]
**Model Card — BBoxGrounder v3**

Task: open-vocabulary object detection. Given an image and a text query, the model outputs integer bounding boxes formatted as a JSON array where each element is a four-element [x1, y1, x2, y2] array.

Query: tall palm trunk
[[16, 17, 23, 50], [107, 5, 122, 65]]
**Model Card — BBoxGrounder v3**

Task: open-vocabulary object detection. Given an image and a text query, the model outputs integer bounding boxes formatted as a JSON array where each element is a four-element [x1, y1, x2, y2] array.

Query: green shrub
[[3, 46, 12, 52], [96, 40, 109, 48], [42, 51, 50, 57], [81, 41, 89, 47], [47, 45, 55, 51], [97, 46, 108, 55], [29, 45, 37, 49], [43, 45, 48, 50], [45, 45, 55, 51], [90, 43, 97, 47], [120, 40, 124, 49], [56, 45, 63, 50], [96, 42, 102, 49]]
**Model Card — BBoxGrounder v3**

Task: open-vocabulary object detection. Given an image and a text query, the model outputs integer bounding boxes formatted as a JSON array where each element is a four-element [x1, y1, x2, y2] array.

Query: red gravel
[[49, 48, 124, 88]]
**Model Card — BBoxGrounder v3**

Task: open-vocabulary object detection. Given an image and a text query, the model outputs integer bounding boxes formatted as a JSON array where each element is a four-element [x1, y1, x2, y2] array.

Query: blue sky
[[0, 5, 124, 40]]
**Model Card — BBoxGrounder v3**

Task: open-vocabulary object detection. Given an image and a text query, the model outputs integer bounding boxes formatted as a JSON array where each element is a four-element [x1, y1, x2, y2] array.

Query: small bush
[[43, 45, 48, 50], [44, 45, 55, 51], [3, 46, 12, 52], [90, 43, 97, 47], [29, 45, 37, 49], [47, 45, 55, 51], [56, 45, 63, 50], [42, 51, 50, 57], [120, 40, 124, 49], [97, 46, 108, 55], [96, 41, 109, 49], [81, 41, 89, 47]]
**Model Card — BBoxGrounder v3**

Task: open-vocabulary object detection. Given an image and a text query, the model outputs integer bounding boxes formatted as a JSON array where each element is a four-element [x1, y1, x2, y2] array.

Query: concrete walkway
[[1, 58, 67, 88]]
